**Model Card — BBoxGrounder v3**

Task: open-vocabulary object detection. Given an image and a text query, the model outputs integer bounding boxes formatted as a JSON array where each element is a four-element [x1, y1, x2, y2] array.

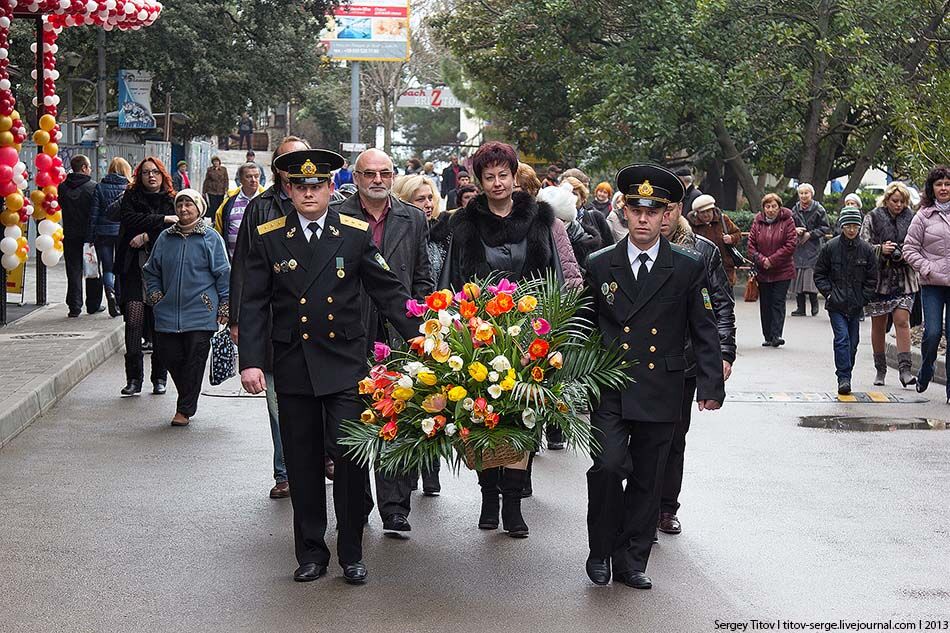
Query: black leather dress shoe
[[152, 380, 167, 395], [658, 512, 682, 534], [293, 562, 327, 582], [342, 561, 367, 585], [616, 570, 652, 589], [585, 557, 611, 586], [382, 514, 411, 533]]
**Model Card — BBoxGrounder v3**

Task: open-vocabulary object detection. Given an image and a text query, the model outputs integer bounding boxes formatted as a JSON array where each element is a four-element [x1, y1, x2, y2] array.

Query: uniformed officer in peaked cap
[[239, 149, 420, 585], [583, 164, 725, 590]]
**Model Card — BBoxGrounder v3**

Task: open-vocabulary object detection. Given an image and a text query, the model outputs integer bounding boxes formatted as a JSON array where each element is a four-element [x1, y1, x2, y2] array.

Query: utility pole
[[96, 29, 107, 179], [349, 61, 360, 163]]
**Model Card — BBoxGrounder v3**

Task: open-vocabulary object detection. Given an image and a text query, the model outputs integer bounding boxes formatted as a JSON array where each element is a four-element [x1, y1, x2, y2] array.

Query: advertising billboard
[[117, 69, 156, 129], [321, 0, 410, 62]]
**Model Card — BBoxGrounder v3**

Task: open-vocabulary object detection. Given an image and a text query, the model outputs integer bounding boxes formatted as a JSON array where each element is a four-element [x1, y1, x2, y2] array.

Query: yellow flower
[[500, 377, 516, 391], [468, 362, 489, 382], [360, 409, 377, 424], [463, 282, 481, 300], [448, 385, 468, 401], [432, 341, 451, 363], [393, 399, 406, 413], [417, 371, 438, 386], [474, 322, 495, 343], [392, 387, 415, 401], [422, 319, 442, 337], [517, 295, 538, 313], [531, 366, 545, 382]]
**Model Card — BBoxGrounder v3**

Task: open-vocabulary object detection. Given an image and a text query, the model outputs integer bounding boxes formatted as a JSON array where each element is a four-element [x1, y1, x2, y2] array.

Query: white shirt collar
[[298, 211, 327, 239], [627, 238, 661, 267]]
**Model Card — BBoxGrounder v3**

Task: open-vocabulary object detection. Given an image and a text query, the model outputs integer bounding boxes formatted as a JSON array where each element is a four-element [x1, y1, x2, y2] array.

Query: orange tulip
[[379, 420, 398, 441]]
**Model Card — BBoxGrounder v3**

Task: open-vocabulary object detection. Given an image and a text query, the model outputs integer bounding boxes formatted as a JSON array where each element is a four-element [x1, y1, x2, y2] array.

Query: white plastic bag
[[82, 243, 100, 279]]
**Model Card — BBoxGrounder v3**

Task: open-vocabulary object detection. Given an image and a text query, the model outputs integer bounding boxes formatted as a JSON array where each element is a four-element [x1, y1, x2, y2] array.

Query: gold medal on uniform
[[609, 282, 618, 292], [336, 256, 345, 278], [288, 259, 297, 271], [273, 262, 281, 273]]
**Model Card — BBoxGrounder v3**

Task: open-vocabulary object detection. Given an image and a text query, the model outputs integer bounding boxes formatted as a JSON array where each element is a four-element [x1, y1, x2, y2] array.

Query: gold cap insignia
[[300, 160, 318, 176], [638, 180, 654, 197]]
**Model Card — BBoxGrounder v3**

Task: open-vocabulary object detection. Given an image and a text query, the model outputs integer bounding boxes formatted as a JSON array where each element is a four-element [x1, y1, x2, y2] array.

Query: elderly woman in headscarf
[[144, 189, 230, 427]]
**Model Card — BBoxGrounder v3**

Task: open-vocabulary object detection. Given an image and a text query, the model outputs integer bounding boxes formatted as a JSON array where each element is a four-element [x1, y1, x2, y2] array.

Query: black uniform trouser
[[758, 279, 791, 341], [660, 376, 697, 515], [153, 330, 212, 417], [63, 238, 85, 313], [375, 469, 414, 520], [587, 391, 676, 574], [277, 388, 367, 566]]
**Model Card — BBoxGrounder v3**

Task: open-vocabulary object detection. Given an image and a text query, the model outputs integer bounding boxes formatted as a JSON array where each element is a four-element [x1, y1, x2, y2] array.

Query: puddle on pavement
[[799, 416, 948, 431]]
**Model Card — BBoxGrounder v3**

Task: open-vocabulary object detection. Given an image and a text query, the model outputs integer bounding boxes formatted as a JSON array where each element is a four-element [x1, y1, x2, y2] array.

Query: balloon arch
[[0, 0, 161, 272]]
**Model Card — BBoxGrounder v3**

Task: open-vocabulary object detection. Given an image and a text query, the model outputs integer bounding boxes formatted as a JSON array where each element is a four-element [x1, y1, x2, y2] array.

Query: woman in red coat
[[748, 193, 798, 347]]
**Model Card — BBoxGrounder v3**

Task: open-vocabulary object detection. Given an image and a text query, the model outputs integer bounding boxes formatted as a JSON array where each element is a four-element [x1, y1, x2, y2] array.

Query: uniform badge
[[286, 226, 296, 239], [280, 261, 290, 273], [374, 252, 390, 271], [605, 293, 615, 305], [701, 287, 713, 311], [329, 224, 340, 237], [336, 256, 346, 278], [601, 282, 609, 295], [609, 282, 618, 292], [273, 263, 281, 273], [300, 159, 318, 177], [638, 180, 654, 196], [288, 259, 297, 271]]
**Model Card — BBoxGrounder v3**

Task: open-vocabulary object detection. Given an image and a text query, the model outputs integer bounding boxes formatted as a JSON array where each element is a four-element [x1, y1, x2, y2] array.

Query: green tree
[[395, 106, 459, 161]]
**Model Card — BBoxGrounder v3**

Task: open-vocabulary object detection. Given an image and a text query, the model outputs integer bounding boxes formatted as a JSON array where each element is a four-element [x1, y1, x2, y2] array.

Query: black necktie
[[308, 221, 321, 243], [635, 252, 651, 281]]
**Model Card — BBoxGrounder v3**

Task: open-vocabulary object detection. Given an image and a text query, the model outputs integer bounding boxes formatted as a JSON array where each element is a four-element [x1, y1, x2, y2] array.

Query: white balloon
[[3, 224, 22, 239], [35, 234, 54, 251], [43, 96, 54, 106], [41, 249, 60, 267], [2, 252, 20, 270], [51, 95, 60, 105], [29, 43, 37, 54], [14, 161, 25, 173], [0, 50, 7, 60], [124, 3, 133, 12], [0, 79, 10, 90], [38, 219, 57, 235], [0, 17, 10, 28], [0, 236, 17, 254], [59, 0, 69, 8], [31, 97, 38, 107]]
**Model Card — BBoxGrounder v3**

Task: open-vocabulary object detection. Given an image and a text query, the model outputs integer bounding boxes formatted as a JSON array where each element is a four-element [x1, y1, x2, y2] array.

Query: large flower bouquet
[[339, 274, 632, 474]]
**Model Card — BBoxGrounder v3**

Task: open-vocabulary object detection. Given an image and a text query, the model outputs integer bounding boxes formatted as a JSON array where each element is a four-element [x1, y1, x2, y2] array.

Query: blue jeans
[[918, 285, 950, 391], [264, 371, 288, 483], [94, 235, 117, 293], [829, 311, 861, 381]]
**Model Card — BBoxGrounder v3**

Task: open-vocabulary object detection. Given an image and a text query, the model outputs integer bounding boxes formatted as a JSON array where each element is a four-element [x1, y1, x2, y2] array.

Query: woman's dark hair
[[457, 184, 478, 201], [471, 141, 518, 182], [921, 165, 950, 208], [130, 156, 175, 194]]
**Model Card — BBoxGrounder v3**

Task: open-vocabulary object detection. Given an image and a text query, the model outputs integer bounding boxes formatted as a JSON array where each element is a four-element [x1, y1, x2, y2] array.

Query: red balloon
[[0, 146, 17, 166], [0, 180, 16, 196], [52, 156, 62, 168], [35, 153, 52, 171], [35, 171, 51, 188], [0, 164, 13, 182]]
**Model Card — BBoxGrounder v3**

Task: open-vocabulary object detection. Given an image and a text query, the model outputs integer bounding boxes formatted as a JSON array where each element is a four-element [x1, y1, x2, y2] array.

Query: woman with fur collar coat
[[438, 142, 581, 540]]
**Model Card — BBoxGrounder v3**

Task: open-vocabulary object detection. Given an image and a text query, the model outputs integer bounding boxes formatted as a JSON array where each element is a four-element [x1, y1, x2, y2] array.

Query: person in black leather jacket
[[656, 204, 736, 537]]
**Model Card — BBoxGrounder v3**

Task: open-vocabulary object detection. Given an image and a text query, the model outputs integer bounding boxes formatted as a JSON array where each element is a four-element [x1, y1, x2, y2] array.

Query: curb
[[0, 321, 125, 449], [885, 340, 946, 386]]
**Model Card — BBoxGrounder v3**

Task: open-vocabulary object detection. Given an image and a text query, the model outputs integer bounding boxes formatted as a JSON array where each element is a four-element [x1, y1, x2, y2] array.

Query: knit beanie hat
[[175, 188, 207, 217], [838, 207, 862, 228]]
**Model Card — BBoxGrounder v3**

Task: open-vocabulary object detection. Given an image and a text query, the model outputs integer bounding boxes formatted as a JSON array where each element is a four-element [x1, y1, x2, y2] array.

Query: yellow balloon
[[5, 193, 23, 211], [43, 143, 59, 156], [0, 131, 13, 147], [11, 110, 20, 121], [13, 143, 20, 153], [0, 116, 12, 132], [39, 114, 56, 132], [53, 240, 63, 252], [32, 207, 47, 221], [48, 211, 62, 224], [16, 236, 27, 247], [32, 130, 50, 146], [18, 251, 28, 262], [30, 190, 45, 207], [43, 185, 58, 198], [0, 210, 18, 226]]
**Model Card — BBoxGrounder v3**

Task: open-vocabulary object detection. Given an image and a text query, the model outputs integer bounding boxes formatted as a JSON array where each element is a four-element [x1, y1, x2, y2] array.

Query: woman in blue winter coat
[[143, 189, 230, 426], [87, 157, 132, 317]]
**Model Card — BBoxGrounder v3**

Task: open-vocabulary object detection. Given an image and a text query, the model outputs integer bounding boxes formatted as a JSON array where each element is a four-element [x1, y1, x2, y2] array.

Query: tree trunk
[[812, 99, 853, 201], [842, 122, 888, 199], [799, 0, 831, 184], [713, 118, 762, 212]]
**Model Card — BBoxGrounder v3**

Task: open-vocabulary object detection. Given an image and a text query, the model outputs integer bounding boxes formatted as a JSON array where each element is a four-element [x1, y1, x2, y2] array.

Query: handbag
[[209, 328, 237, 386], [744, 271, 759, 302]]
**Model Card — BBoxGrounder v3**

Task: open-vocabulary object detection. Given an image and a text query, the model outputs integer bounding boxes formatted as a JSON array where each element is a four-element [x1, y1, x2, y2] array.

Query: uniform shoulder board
[[257, 216, 287, 235], [671, 243, 703, 261], [587, 244, 615, 264], [339, 214, 369, 231]]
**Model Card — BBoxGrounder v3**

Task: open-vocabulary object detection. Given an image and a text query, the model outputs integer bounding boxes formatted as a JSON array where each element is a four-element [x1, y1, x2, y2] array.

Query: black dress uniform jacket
[[238, 208, 419, 396], [585, 237, 726, 421]]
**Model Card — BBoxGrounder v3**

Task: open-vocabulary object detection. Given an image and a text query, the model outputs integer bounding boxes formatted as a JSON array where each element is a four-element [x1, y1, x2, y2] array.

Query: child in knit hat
[[814, 207, 879, 395]]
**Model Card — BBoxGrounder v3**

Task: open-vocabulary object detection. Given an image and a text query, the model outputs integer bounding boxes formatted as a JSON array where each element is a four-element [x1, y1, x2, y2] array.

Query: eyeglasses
[[355, 169, 394, 180], [140, 169, 161, 176]]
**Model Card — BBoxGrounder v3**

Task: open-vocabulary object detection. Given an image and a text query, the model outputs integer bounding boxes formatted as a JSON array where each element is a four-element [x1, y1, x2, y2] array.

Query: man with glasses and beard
[[331, 148, 435, 535]]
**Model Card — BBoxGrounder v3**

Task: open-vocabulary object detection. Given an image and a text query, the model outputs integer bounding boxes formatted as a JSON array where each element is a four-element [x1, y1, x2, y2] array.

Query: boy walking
[[814, 207, 879, 395]]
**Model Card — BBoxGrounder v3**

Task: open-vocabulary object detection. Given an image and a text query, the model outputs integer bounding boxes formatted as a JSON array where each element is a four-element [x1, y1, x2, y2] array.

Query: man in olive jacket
[[330, 148, 434, 535]]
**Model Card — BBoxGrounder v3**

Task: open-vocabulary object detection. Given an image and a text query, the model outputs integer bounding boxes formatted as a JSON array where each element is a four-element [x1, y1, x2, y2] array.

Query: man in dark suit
[[675, 165, 703, 216], [239, 149, 419, 585], [584, 164, 725, 590], [333, 148, 434, 534]]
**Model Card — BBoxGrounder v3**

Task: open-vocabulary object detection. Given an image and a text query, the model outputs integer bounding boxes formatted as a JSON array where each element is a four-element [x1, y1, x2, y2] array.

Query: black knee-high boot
[[791, 293, 806, 316], [500, 468, 529, 538], [477, 467, 500, 529]]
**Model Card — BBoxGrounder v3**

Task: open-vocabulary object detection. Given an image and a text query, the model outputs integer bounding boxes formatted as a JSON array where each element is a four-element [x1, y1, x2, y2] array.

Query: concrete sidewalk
[[0, 259, 124, 448]]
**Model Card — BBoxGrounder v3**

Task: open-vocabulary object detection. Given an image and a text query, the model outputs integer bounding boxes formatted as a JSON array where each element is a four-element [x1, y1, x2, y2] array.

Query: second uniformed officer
[[584, 164, 725, 590], [239, 149, 419, 585]]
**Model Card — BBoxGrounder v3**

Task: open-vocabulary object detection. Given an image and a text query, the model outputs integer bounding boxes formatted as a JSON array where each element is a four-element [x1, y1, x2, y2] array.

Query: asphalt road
[[1, 301, 948, 632]]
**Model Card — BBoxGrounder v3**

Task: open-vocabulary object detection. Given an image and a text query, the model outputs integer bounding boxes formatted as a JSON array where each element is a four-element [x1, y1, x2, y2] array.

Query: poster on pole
[[321, 0, 410, 62], [397, 86, 464, 109], [117, 69, 157, 129]]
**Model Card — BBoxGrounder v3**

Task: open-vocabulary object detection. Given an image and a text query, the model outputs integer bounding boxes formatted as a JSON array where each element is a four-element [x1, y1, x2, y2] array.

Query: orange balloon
[[0, 116, 12, 132], [39, 114, 56, 132], [30, 190, 46, 207], [32, 130, 50, 146], [5, 193, 23, 211], [43, 143, 59, 156], [0, 131, 14, 147], [13, 143, 21, 153], [43, 185, 58, 198], [0, 210, 19, 226], [32, 207, 48, 221], [48, 211, 63, 224]]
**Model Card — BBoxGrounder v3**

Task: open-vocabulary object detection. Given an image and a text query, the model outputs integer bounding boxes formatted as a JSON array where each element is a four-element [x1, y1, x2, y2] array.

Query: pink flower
[[454, 290, 467, 303], [405, 299, 427, 318], [532, 318, 551, 335], [487, 279, 518, 295], [373, 342, 392, 362]]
